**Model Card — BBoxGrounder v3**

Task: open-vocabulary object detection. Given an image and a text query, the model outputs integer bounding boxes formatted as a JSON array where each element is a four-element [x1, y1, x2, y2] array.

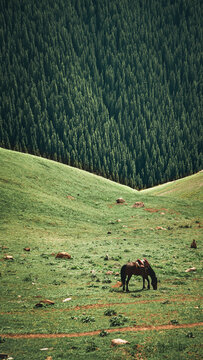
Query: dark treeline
[[0, 0, 202, 189]]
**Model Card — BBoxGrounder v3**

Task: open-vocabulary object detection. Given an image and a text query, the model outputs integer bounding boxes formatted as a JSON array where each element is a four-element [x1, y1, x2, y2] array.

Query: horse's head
[[151, 276, 158, 290]]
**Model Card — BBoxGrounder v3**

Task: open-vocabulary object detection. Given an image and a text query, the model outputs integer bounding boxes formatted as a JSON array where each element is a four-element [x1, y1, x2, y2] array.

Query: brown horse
[[121, 259, 157, 292]]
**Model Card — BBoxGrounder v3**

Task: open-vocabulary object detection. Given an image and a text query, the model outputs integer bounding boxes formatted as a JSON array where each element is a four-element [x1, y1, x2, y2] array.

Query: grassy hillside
[[0, 148, 202, 360], [141, 171, 203, 200], [0, 147, 138, 242]]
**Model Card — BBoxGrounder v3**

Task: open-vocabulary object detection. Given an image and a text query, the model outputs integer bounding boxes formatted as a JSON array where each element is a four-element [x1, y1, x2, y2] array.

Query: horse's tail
[[121, 264, 127, 286]]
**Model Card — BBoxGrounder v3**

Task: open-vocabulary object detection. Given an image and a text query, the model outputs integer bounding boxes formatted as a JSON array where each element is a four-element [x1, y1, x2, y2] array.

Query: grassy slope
[[141, 171, 203, 200], [0, 148, 202, 360]]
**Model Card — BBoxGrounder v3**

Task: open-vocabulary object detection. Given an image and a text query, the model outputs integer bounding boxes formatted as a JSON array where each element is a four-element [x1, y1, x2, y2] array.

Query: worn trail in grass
[[1, 294, 201, 314], [1, 322, 203, 339]]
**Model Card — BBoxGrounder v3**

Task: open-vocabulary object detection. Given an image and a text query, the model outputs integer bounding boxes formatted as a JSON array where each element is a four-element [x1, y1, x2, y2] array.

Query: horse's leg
[[122, 276, 126, 292], [121, 265, 127, 292], [146, 276, 150, 289], [142, 276, 145, 289], [126, 274, 132, 292]]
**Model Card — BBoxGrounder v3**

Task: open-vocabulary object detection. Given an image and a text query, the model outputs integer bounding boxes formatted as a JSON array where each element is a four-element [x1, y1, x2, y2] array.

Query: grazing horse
[[121, 259, 157, 292]]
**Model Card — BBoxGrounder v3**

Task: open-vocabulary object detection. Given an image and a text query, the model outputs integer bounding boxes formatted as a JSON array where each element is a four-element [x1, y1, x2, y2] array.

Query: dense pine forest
[[0, 0, 202, 189]]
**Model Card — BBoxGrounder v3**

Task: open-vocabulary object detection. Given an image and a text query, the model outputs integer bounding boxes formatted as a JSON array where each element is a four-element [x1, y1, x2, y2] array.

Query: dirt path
[[1, 322, 203, 339], [73, 296, 202, 311], [1, 296, 202, 315]]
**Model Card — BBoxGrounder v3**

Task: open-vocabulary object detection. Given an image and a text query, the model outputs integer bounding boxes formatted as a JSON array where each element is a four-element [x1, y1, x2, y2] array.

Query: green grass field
[[0, 148, 202, 359]]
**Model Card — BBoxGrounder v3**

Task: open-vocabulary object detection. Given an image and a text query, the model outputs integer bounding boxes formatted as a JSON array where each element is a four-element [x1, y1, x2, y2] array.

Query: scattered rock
[[63, 298, 72, 302], [46, 357, 53, 360], [40, 299, 55, 305], [111, 339, 129, 346], [116, 198, 125, 204], [156, 226, 167, 230], [24, 247, 30, 251], [106, 271, 113, 275], [116, 219, 121, 222], [191, 240, 197, 249], [55, 252, 71, 259], [35, 299, 55, 307], [104, 254, 109, 260], [3, 255, 14, 260], [185, 267, 196, 272], [111, 281, 122, 288], [132, 202, 144, 208]]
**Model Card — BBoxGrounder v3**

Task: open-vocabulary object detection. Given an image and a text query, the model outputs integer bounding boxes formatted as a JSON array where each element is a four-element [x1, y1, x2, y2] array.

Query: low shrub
[[110, 314, 128, 326], [104, 309, 117, 316]]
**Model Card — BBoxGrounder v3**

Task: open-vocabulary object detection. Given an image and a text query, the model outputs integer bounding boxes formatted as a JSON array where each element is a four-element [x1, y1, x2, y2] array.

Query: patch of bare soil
[[1, 322, 203, 339], [144, 208, 159, 213], [144, 208, 180, 215]]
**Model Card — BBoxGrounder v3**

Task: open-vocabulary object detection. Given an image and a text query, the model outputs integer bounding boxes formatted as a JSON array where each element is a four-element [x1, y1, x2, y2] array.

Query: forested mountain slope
[[0, 0, 202, 189]]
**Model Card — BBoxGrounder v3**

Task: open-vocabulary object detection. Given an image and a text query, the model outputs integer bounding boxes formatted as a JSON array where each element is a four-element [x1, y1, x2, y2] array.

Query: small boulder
[[55, 252, 71, 259], [35, 299, 55, 307], [24, 247, 30, 251], [4, 255, 13, 260], [116, 198, 125, 204], [132, 202, 144, 208], [185, 267, 196, 272], [111, 339, 129, 346], [40, 299, 55, 305], [63, 298, 72, 302], [156, 226, 167, 230]]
